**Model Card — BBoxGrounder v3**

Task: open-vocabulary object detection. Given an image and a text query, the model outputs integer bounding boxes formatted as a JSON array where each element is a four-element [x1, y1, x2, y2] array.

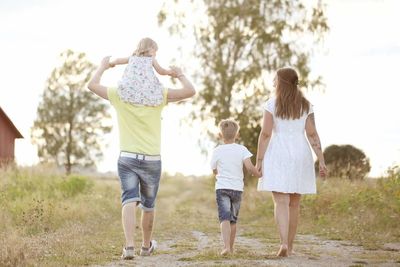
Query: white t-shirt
[[210, 143, 253, 191]]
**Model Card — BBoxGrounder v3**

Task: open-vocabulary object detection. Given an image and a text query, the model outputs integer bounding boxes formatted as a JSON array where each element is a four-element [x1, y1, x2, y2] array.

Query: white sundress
[[117, 56, 164, 106], [257, 98, 316, 194]]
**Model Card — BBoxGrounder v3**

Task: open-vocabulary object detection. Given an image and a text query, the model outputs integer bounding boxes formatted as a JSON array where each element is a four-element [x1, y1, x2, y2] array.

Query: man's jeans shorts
[[117, 155, 162, 211], [216, 189, 243, 224]]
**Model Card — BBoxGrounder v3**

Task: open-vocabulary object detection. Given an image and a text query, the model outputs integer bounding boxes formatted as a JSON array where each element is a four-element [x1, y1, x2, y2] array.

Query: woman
[[256, 67, 327, 257]]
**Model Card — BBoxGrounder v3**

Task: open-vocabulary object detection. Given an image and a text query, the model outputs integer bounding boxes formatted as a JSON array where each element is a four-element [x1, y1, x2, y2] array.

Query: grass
[[0, 166, 122, 266], [0, 166, 399, 266]]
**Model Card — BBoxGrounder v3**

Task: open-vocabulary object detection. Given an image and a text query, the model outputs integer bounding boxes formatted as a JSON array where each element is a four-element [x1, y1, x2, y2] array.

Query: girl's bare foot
[[220, 248, 230, 256], [277, 244, 288, 257]]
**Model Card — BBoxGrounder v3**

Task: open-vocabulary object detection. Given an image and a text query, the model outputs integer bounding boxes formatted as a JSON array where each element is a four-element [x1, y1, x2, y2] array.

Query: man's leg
[[141, 210, 155, 248], [118, 156, 141, 252], [122, 202, 137, 247], [138, 159, 161, 255]]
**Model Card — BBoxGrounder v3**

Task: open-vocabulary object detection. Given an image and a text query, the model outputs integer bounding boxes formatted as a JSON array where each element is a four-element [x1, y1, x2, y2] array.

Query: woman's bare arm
[[305, 113, 327, 177], [255, 111, 273, 174]]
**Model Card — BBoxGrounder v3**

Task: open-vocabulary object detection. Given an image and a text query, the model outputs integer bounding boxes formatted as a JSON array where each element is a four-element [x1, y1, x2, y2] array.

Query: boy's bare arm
[[244, 158, 261, 177], [109, 57, 129, 67]]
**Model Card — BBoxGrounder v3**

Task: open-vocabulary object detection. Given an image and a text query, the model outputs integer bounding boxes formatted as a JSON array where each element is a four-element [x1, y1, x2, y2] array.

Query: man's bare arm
[[87, 57, 111, 100]]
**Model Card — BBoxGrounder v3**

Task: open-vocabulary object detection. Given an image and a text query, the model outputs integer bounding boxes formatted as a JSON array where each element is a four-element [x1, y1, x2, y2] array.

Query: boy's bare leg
[[122, 202, 136, 247], [229, 223, 237, 252], [220, 220, 231, 255], [141, 210, 155, 248]]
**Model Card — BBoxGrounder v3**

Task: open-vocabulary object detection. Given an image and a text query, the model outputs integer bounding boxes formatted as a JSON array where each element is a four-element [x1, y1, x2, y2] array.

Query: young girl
[[109, 37, 176, 106]]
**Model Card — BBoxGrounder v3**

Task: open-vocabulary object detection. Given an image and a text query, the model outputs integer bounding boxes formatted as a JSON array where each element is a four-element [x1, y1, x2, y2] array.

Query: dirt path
[[94, 178, 399, 266], [96, 231, 400, 266]]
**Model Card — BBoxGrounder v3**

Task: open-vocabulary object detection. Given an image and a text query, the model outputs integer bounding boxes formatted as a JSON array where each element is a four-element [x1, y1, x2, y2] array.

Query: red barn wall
[[0, 114, 16, 160]]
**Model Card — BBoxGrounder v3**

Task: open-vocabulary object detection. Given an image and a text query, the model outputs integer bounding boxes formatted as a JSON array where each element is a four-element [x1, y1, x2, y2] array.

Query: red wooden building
[[0, 107, 23, 163]]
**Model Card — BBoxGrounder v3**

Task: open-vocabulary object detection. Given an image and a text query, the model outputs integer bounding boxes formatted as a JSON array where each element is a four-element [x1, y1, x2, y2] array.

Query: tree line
[[31, 0, 377, 179]]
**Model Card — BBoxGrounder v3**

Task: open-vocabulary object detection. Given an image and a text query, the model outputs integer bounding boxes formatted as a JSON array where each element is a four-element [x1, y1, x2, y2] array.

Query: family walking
[[87, 37, 327, 260]]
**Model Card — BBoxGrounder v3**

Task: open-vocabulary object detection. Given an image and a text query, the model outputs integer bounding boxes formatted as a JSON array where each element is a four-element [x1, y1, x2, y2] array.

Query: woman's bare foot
[[288, 249, 296, 256], [277, 244, 288, 257], [220, 248, 230, 256]]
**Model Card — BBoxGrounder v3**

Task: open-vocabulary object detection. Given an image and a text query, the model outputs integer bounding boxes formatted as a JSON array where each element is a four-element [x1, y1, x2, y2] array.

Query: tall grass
[[1, 166, 398, 266], [239, 174, 400, 249], [301, 176, 400, 248], [0, 166, 121, 266]]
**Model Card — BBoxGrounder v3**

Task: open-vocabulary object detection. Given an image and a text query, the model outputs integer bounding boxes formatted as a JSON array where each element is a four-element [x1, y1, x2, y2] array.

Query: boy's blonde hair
[[218, 119, 239, 141], [133, 37, 158, 56]]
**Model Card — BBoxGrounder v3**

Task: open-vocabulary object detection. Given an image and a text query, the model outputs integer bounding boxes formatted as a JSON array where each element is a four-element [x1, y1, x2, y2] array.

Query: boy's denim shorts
[[117, 154, 161, 211], [216, 189, 243, 224]]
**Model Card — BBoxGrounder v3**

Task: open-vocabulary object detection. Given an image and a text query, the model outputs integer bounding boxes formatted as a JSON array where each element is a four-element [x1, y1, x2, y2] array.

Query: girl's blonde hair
[[133, 37, 158, 56], [275, 67, 310, 119]]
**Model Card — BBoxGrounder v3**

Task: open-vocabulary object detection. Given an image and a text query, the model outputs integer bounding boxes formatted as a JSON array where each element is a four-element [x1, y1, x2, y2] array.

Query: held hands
[[254, 161, 263, 178], [169, 66, 184, 78], [100, 56, 112, 70], [255, 160, 263, 177]]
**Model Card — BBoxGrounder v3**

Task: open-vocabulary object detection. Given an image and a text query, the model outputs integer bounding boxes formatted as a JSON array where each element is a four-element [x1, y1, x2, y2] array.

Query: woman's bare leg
[[288, 193, 301, 255], [272, 192, 290, 257]]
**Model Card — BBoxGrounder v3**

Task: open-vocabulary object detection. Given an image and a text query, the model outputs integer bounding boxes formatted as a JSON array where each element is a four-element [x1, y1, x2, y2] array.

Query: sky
[[0, 0, 399, 177]]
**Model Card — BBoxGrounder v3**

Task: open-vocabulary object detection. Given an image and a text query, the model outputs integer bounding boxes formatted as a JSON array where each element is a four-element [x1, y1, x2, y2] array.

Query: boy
[[210, 119, 261, 255]]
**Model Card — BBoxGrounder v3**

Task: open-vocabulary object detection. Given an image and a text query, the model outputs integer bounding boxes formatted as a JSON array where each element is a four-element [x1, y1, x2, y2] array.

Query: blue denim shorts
[[216, 189, 243, 224], [117, 155, 162, 211]]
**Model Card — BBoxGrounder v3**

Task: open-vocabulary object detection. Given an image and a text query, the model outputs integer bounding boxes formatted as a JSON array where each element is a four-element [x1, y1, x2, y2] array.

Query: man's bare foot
[[277, 244, 288, 257], [288, 249, 296, 256], [220, 248, 230, 256]]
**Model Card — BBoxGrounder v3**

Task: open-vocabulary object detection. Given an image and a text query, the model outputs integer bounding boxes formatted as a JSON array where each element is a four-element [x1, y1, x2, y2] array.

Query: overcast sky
[[0, 0, 399, 177]]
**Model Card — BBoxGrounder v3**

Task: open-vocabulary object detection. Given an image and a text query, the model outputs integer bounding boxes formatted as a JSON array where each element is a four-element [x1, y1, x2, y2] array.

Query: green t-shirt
[[107, 87, 168, 155]]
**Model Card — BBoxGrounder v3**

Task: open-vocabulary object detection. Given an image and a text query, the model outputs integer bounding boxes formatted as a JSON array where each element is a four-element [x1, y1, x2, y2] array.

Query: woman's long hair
[[275, 67, 310, 119]]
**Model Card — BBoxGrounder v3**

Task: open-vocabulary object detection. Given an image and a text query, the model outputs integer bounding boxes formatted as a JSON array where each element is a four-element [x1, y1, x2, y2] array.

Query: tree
[[31, 50, 112, 174], [315, 145, 371, 180], [158, 0, 329, 154]]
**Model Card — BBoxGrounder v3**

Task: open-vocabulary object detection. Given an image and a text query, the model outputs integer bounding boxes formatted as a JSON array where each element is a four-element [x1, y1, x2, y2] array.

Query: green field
[[0, 166, 399, 266]]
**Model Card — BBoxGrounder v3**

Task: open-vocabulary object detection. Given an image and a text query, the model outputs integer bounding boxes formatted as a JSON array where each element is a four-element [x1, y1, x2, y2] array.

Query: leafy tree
[[158, 0, 329, 154], [315, 145, 371, 180], [31, 50, 112, 174]]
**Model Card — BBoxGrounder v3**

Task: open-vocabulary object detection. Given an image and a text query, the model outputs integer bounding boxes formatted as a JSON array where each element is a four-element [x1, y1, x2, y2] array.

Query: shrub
[[58, 175, 93, 197], [315, 144, 371, 179]]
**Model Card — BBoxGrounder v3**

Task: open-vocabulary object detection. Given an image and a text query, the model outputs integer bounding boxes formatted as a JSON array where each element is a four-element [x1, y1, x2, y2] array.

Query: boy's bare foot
[[220, 248, 230, 256], [277, 244, 288, 257]]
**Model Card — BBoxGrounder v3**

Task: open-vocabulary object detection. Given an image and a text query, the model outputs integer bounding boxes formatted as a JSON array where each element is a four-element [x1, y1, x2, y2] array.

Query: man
[[88, 56, 195, 259]]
